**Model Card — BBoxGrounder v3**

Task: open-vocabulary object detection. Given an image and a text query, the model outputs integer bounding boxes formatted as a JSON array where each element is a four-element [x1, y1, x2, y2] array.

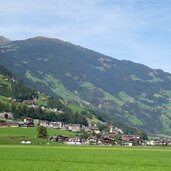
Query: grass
[[87, 116, 103, 124], [26, 71, 82, 103], [148, 72, 162, 82], [0, 75, 11, 87], [45, 75, 82, 103], [128, 115, 143, 126], [0, 127, 79, 137], [0, 146, 171, 170], [68, 104, 84, 113], [0, 127, 79, 145], [0, 95, 7, 100], [130, 74, 142, 81], [119, 91, 134, 103], [80, 81, 122, 105]]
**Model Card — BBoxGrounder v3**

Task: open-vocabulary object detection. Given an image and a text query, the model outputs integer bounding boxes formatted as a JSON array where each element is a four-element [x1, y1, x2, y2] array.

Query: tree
[[139, 131, 148, 140], [4, 113, 8, 119], [37, 125, 48, 138], [80, 130, 89, 139]]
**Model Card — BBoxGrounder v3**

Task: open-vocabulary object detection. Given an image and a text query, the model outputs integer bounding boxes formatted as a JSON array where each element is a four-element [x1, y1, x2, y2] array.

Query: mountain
[[0, 36, 11, 45], [0, 64, 91, 126], [0, 64, 36, 100], [0, 36, 171, 135]]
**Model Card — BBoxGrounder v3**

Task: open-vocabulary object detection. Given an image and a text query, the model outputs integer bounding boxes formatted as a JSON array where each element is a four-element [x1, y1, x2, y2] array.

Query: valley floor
[[0, 145, 171, 171]]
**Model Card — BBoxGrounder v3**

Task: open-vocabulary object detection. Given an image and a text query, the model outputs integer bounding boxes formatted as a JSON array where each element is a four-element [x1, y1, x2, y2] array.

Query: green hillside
[[1, 36, 171, 135], [0, 65, 89, 126]]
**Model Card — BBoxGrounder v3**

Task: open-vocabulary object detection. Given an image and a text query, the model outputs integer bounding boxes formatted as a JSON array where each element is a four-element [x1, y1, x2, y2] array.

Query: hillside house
[[108, 131, 118, 138], [109, 125, 123, 134], [0, 112, 13, 120], [83, 126, 91, 132], [40, 106, 47, 111], [122, 135, 140, 142], [100, 137, 113, 146], [0, 120, 7, 127], [90, 127, 101, 134], [6, 121, 19, 127], [87, 136, 98, 145], [65, 137, 83, 145], [49, 108, 64, 113], [31, 104, 38, 108], [39, 120, 49, 127], [49, 122, 63, 129], [147, 141, 155, 146], [67, 124, 81, 132], [49, 135, 68, 143], [24, 117, 33, 123], [20, 122, 34, 128], [33, 119, 40, 125], [123, 142, 133, 146]]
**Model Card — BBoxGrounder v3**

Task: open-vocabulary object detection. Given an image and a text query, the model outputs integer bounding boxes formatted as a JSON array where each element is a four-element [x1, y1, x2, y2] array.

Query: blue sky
[[0, 0, 171, 73]]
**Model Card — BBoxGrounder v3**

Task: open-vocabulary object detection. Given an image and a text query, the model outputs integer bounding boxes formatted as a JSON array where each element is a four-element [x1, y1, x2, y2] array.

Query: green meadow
[[0, 128, 171, 170], [0, 127, 79, 145], [0, 145, 171, 171]]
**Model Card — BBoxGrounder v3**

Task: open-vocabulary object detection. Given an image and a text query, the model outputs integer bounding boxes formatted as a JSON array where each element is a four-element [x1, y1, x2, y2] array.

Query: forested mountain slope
[[0, 36, 171, 135]]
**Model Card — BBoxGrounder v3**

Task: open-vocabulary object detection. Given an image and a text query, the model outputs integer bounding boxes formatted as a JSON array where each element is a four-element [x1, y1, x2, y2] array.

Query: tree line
[[0, 101, 88, 126]]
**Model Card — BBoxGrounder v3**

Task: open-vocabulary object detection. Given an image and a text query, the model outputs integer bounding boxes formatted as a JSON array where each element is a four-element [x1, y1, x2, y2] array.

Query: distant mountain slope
[[0, 36, 171, 135], [0, 64, 89, 126], [0, 64, 36, 100], [0, 64, 141, 134], [0, 36, 11, 45]]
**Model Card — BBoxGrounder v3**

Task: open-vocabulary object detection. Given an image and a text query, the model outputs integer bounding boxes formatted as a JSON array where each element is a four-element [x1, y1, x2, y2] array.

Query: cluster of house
[[4, 77, 16, 83], [8, 95, 63, 113], [0, 112, 101, 133], [146, 138, 171, 146], [1, 112, 171, 146], [48, 125, 141, 146], [0, 113, 35, 127], [48, 124, 171, 146], [49, 135, 135, 146], [17, 95, 64, 113], [49, 133, 171, 146]]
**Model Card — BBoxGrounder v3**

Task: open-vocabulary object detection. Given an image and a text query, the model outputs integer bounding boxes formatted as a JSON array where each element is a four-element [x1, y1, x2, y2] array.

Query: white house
[[67, 124, 81, 132], [49, 122, 63, 129], [65, 137, 82, 145]]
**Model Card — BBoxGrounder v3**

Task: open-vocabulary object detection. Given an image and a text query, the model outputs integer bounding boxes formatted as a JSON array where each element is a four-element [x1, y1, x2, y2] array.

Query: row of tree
[[0, 101, 88, 126]]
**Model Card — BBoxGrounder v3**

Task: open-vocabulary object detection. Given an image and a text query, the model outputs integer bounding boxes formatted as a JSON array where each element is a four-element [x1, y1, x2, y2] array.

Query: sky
[[0, 0, 171, 73]]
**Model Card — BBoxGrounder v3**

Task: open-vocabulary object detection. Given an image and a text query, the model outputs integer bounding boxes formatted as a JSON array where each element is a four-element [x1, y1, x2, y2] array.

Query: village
[[1, 112, 171, 147]]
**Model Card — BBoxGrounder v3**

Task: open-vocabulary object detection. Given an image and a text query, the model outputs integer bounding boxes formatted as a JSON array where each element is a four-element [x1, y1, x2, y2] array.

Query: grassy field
[[0, 127, 79, 145], [0, 127, 78, 137], [0, 145, 171, 171], [0, 128, 171, 170]]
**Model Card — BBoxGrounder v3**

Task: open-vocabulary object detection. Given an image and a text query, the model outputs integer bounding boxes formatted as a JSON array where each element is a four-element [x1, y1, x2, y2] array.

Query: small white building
[[0, 112, 13, 120], [21, 140, 32, 144], [65, 137, 82, 145], [91, 127, 101, 134], [147, 141, 155, 146], [123, 142, 133, 146], [67, 124, 81, 132], [24, 117, 33, 123], [49, 122, 63, 129], [33, 119, 40, 125], [39, 120, 49, 127]]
